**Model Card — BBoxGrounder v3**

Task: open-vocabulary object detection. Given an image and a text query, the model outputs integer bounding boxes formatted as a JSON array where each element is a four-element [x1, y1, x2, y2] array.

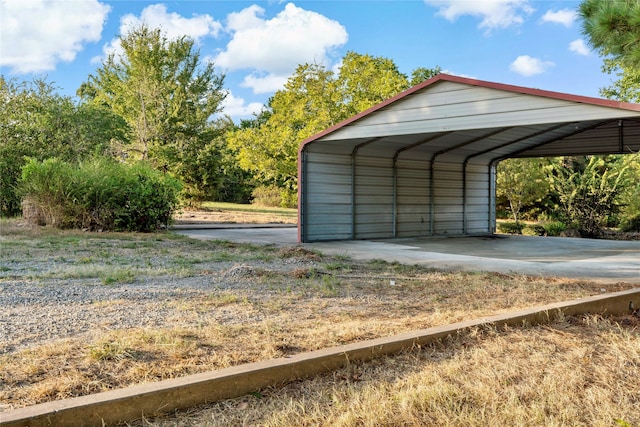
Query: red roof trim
[[298, 73, 640, 154]]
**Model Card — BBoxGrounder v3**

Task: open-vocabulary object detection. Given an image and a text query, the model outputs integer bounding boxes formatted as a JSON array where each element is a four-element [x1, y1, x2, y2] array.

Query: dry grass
[[1, 218, 638, 425], [175, 202, 297, 225], [136, 314, 640, 427]]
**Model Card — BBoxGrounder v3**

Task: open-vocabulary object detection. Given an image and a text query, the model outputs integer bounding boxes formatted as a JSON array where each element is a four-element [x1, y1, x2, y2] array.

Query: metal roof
[[299, 74, 640, 164]]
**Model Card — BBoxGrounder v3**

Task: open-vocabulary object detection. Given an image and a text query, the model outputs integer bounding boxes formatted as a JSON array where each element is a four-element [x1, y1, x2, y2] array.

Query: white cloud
[[120, 4, 221, 42], [95, 4, 221, 63], [220, 91, 265, 119], [425, 0, 534, 32], [509, 55, 554, 76], [241, 73, 290, 94], [541, 9, 576, 27], [214, 3, 348, 93], [0, 0, 110, 73], [569, 39, 591, 56]]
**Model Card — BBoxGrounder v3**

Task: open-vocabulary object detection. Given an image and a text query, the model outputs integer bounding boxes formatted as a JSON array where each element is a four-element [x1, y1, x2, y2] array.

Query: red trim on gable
[[297, 73, 640, 155]]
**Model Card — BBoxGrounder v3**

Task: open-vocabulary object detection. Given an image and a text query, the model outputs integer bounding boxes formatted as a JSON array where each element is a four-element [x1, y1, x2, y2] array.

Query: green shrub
[[543, 221, 567, 236], [20, 158, 181, 232], [620, 214, 640, 232], [0, 148, 26, 217], [619, 183, 640, 232], [531, 224, 547, 236], [497, 222, 523, 234], [19, 158, 80, 227]]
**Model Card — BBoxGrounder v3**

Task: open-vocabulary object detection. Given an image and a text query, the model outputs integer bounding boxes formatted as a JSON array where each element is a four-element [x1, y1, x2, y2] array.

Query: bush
[[620, 214, 640, 232], [20, 158, 181, 232], [543, 221, 567, 236], [0, 148, 26, 217], [619, 183, 640, 232], [531, 224, 547, 236], [497, 222, 523, 234]]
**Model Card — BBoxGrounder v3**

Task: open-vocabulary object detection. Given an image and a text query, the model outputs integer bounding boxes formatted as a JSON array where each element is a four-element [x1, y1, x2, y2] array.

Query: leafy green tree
[[579, 0, 640, 68], [599, 58, 640, 103], [593, 58, 640, 232], [177, 116, 253, 203], [617, 152, 640, 231], [228, 52, 441, 202], [496, 158, 550, 223], [0, 77, 126, 216], [79, 25, 226, 173], [335, 52, 409, 118], [228, 63, 338, 193], [549, 156, 632, 237], [410, 66, 442, 86]]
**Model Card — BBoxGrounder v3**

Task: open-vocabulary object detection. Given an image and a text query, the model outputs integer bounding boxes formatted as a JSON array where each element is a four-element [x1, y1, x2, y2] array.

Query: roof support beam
[[299, 148, 308, 243], [463, 122, 573, 166], [493, 119, 618, 162], [619, 120, 624, 153], [489, 160, 498, 233]]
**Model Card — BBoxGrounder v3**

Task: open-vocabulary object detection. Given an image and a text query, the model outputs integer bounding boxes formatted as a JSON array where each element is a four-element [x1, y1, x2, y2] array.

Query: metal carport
[[297, 74, 640, 242]]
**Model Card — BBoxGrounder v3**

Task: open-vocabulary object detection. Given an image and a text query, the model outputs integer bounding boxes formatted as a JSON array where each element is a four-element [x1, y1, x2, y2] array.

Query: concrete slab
[[176, 225, 298, 245], [174, 228, 640, 284], [312, 235, 640, 284]]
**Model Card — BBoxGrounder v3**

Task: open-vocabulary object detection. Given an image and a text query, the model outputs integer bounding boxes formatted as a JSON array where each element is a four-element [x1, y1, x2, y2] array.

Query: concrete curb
[[2, 288, 639, 427]]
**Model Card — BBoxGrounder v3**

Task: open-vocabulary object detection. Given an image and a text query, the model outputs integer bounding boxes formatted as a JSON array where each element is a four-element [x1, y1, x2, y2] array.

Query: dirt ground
[[174, 209, 297, 225]]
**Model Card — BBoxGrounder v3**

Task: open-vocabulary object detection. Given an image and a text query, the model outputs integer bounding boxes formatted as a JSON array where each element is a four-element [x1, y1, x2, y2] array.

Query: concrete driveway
[[174, 226, 640, 284]]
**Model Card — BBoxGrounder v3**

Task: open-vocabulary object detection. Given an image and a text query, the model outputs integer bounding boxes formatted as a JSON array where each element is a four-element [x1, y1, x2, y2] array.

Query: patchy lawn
[[0, 218, 637, 425]]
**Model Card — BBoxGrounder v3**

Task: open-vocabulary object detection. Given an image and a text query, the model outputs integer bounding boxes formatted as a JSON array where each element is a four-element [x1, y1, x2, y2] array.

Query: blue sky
[[0, 0, 616, 122]]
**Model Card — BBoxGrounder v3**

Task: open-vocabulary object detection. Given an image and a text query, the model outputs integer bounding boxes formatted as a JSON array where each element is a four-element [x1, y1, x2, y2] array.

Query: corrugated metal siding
[[464, 164, 492, 234], [302, 146, 497, 240], [300, 75, 640, 242], [353, 156, 393, 239], [302, 151, 352, 241], [432, 162, 463, 235], [319, 81, 640, 143], [396, 158, 430, 237]]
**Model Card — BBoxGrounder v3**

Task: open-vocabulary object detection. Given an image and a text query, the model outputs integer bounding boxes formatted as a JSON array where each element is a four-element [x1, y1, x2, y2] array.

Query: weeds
[[100, 269, 136, 285], [89, 341, 135, 361]]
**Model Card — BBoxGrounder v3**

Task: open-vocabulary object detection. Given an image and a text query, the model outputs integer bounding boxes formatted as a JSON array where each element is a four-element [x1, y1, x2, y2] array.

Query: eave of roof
[[298, 73, 640, 154]]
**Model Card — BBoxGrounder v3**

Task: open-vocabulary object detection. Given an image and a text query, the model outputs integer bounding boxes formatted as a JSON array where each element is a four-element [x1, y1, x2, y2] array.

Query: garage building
[[297, 74, 640, 242]]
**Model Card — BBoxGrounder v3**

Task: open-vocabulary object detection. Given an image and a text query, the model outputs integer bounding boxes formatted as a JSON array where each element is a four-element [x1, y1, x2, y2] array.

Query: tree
[[79, 25, 226, 168], [0, 77, 126, 216], [579, 0, 640, 68], [176, 116, 253, 203], [228, 51, 441, 201], [549, 156, 632, 237], [335, 52, 410, 118], [496, 158, 550, 223], [616, 152, 640, 231], [410, 66, 442, 86], [599, 57, 640, 103], [228, 63, 339, 195]]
